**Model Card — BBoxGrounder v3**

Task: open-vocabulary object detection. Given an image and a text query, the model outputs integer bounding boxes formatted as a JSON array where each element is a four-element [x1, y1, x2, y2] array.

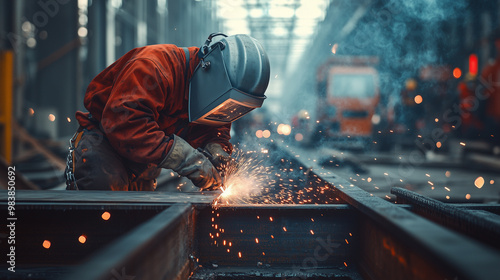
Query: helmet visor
[[204, 99, 254, 123]]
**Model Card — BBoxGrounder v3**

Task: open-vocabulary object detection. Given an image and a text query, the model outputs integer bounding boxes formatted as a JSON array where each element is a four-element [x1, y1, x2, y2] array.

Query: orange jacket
[[75, 45, 232, 166]]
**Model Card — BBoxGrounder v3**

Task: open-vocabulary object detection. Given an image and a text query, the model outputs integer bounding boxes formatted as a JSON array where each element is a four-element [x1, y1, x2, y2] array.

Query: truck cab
[[315, 56, 380, 143]]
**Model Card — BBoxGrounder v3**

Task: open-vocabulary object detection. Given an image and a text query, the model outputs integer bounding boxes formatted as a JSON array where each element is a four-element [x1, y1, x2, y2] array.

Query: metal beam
[[279, 143, 500, 280], [67, 203, 195, 280], [392, 187, 500, 250], [0, 189, 218, 205]]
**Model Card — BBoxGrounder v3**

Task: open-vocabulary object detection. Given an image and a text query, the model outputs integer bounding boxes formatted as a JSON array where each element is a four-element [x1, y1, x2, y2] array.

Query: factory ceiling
[[216, 0, 331, 77]]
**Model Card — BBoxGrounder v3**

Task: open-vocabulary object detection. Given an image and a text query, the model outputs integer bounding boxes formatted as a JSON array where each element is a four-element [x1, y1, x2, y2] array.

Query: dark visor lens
[[205, 100, 254, 122]]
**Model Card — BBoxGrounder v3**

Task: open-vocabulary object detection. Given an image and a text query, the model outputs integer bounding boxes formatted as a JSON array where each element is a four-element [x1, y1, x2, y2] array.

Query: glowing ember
[[238, 252, 242, 258], [78, 235, 87, 244], [101, 211, 111, 220], [42, 240, 51, 249], [474, 177, 485, 189], [414, 95, 423, 104]]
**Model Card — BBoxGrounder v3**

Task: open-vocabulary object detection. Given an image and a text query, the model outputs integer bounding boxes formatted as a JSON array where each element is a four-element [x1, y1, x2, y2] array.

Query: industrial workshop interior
[[1, 0, 500, 279]]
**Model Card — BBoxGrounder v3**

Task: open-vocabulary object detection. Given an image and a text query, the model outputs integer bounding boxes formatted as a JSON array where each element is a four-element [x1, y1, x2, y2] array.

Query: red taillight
[[469, 54, 478, 76]]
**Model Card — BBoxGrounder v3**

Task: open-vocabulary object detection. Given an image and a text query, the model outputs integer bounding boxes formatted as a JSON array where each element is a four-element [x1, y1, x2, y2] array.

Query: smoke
[[280, 0, 470, 148]]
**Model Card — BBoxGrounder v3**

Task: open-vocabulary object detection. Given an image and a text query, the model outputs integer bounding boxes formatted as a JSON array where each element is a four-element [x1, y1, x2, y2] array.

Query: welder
[[65, 33, 271, 191]]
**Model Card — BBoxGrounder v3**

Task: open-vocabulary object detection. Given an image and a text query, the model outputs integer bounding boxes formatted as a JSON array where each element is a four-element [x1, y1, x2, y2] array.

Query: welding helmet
[[188, 33, 271, 126]]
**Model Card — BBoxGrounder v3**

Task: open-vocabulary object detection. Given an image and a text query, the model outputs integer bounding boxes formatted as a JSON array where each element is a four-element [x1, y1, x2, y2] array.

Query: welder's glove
[[160, 135, 221, 190], [204, 142, 232, 171]]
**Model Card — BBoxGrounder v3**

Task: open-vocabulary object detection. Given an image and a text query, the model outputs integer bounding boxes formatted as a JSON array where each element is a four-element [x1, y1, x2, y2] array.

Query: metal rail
[[391, 187, 500, 250]]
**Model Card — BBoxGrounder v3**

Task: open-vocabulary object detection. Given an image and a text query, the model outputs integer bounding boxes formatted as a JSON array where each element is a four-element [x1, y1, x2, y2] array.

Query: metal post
[[0, 51, 14, 163], [105, 0, 116, 66]]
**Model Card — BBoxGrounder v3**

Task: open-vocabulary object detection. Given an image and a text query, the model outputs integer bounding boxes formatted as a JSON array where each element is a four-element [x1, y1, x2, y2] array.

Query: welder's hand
[[160, 135, 222, 190], [204, 142, 232, 171]]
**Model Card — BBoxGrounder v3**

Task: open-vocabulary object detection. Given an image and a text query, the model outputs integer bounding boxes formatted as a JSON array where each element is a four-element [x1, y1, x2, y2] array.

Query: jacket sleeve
[[100, 58, 172, 165]]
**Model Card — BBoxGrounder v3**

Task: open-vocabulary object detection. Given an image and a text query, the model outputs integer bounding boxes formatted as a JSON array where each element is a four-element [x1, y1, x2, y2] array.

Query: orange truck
[[314, 56, 380, 143]]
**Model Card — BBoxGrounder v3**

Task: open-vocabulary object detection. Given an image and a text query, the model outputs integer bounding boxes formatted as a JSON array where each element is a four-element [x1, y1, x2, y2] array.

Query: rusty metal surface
[[358, 217, 451, 280], [195, 205, 358, 268], [391, 187, 500, 250], [67, 203, 195, 280], [0, 204, 165, 267]]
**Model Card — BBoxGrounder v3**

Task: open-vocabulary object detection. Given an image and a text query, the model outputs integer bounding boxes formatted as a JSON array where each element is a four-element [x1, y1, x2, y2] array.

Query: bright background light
[[216, 0, 331, 112]]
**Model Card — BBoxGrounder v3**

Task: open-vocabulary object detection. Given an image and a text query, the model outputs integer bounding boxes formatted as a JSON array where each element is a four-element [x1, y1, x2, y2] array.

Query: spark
[[474, 177, 485, 189], [213, 149, 271, 207], [101, 212, 111, 220], [78, 235, 87, 244], [255, 238, 259, 244]]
